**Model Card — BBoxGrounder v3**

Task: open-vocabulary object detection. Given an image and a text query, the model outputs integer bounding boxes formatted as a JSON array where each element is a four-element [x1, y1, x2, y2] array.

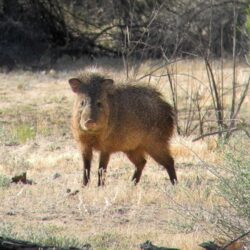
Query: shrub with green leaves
[[166, 137, 250, 245], [215, 143, 250, 238]]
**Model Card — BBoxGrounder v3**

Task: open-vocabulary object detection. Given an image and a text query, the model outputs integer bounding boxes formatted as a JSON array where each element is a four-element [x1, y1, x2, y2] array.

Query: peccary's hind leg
[[98, 152, 110, 186], [147, 144, 177, 185], [164, 155, 177, 185], [82, 147, 92, 186], [126, 149, 147, 185]]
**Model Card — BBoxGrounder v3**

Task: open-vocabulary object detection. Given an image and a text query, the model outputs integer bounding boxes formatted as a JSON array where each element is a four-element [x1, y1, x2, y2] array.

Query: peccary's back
[[109, 85, 175, 141]]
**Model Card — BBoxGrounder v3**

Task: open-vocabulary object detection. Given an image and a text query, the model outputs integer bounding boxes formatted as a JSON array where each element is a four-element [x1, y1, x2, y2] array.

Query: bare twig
[[135, 59, 183, 82], [192, 128, 250, 142], [245, 54, 250, 66], [195, 92, 204, 136], [222, 230, 250, 249], [220, 22, 225, 127], [166, 66, 181, 135], [226, 76, 250, 139], [233, 77, 250, 121], [229, 0, 238, 132], [205, 58, 224, 137]]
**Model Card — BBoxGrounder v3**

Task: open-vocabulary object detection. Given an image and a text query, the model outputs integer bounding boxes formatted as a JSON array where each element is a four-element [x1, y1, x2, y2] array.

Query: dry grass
[[0, 58, 249, 249]]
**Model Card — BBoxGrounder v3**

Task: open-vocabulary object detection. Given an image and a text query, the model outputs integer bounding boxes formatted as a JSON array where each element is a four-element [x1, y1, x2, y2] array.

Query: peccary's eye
[[96, 101, 102, 108], [81, 100, 86, 106]]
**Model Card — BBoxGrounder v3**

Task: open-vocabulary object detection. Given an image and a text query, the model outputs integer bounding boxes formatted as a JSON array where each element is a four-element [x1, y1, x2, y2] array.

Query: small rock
[[11, 172, 33, 185], [6, 212, 15, 216], [81, 243, 92, 250], [52, 173, 61, 179], [69, 190, 79, 196], [48, 69, 56, 77]]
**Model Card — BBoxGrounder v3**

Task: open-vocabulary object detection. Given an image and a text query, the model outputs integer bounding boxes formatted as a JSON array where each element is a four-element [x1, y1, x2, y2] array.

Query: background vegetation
[[0, 0, 249, 68]]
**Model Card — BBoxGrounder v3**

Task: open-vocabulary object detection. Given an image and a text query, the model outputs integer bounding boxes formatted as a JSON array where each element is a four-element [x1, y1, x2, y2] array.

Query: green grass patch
[[0, 175, 11, 188], [0, 223, 89, 249], [13, 124, 36, 143], [0, 104, 71, 142]]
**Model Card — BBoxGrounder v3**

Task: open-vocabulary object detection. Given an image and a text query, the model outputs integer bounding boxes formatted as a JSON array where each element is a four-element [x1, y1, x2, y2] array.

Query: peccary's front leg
[[82, 147, 92, 186], [98, 152, 110, 186]]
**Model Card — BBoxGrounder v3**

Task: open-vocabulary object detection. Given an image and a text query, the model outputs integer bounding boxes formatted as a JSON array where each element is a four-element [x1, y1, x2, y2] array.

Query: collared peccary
[[69, 72, 177, 186]]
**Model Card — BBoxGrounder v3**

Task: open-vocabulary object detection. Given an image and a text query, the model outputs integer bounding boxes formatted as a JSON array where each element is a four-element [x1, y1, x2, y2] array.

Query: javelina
[[69, 72, 177, 186]]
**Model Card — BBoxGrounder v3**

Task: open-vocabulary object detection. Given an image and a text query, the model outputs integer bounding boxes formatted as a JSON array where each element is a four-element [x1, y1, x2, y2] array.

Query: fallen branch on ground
[[192, 127, 250, 142]]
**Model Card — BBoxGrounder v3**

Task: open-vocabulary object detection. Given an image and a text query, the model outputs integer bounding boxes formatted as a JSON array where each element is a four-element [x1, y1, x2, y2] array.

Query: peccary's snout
[[85, 119, 97, 130]]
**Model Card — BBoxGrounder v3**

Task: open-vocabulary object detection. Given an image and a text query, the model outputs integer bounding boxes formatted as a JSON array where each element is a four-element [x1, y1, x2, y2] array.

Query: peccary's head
[[69, 73, 114, 133]]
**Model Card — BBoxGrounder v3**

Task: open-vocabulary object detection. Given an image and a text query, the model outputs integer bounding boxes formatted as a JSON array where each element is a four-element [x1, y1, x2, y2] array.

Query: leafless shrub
[[121, 0, 250, 141]]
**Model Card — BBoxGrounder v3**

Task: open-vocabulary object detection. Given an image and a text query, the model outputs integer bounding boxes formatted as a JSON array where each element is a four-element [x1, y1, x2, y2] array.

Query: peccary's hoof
[[171, 178, 178, 185]]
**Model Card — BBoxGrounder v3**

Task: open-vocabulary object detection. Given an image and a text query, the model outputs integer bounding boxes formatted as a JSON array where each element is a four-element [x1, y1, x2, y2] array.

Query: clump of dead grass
[[0, 59, 249, 249]]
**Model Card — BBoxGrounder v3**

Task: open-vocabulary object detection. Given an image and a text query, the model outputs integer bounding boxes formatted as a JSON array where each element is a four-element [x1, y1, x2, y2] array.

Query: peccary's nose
[[85, 119, 97, 129]]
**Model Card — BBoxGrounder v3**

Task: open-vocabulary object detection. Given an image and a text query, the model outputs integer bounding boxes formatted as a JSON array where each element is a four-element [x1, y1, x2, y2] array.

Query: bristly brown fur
[[69, 71, 177, 186], [77, 72, 106, 85]]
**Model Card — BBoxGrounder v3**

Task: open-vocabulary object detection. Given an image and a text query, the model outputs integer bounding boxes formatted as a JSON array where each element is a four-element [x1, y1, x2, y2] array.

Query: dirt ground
[[0, 60, 249, 249]]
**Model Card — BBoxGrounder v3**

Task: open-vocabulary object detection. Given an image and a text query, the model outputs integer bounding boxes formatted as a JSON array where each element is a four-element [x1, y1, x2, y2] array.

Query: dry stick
[[136, 38, 182, 83], [121, 24, 130, 80], [183, 65, 191, 135], [125, 25, 130, 79], [193, 128, 238, 142], [225, 76, 250, 140], [136, 58, 183, 82], [166, 67, 180, 135], [223, 83, 249, 94], [220, 22, 224, 125], [232, 76, 250, 120], [222, 230, 250, 250], [245, 54, 250, 66], [205, 1, 224, 138], [208, 0, 213, 58], [230, 0, 238, 122], [189, 107, 210, 135], [185, 86, 195, 135], [226, 0, 238, 139], [153, 73, 209, 88], [205, 58, 224, 137], [127, 5, 163, 75], [174, 64, 179, 132], [152, 71, 211, 136], [161, 48, 197, 136], [196, 93, 204, 136], [205, 61, 217, 119], [192, 127, 250, 142], [128, 4, 162, 54]]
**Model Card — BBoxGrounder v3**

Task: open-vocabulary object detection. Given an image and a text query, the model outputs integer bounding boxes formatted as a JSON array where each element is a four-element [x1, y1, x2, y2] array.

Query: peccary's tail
[[164, 102, 176, 139]]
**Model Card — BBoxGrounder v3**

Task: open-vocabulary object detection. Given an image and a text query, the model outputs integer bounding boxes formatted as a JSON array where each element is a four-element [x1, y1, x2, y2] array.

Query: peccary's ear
[[69, 78, 82, 93], [102, 79, 114, 94]]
